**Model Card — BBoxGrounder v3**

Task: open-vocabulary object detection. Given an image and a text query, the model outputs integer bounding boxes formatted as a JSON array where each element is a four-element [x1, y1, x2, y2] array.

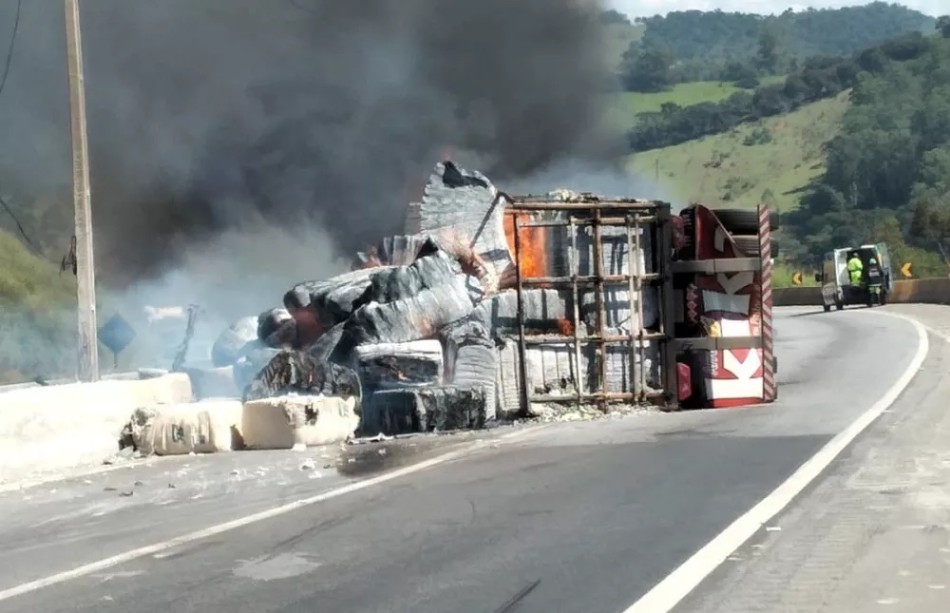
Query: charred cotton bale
[[307, 322, 347, 363], [369, 389, 427, 435], [211, 316, 258, 367], [344, 274, 475, 347], [232, 344, 281, 391], [440, 318, 497, 420], [354, 340, 443, 391], [470, 288, 569, 333], [378, 234, 431, 266], [573, 225, 660, 332], [412, 386, 489, 431], [242, 350, 361, 406], [283, 267, 386, 340], [370, 386, 488, 435], [409, 161, 513, 291], [351, 242, 461, 310], [354, 340, 444, 434], [257, 307, 296, 348]]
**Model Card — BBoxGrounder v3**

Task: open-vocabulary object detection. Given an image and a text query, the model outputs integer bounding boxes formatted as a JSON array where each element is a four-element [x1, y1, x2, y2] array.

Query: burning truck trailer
[[209, 161, 777, 438]]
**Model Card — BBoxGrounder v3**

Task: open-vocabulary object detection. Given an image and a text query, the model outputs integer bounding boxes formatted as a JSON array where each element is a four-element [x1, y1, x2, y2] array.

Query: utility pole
[[64, 0, 99, 382]]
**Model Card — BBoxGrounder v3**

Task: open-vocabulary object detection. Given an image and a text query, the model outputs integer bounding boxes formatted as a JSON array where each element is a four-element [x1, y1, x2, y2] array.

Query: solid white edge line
[[0, 424, 545, 603], [621, 310, 930, 613]]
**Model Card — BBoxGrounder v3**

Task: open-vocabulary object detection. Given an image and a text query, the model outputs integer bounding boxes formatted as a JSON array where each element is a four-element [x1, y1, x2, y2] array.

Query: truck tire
[[732, 235, 780, 258], [713, 209, 780, 233]]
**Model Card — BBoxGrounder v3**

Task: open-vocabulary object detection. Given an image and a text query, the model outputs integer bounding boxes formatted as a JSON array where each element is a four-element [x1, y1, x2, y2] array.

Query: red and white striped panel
[[758, 204, 776, 402], [693, 206, 764, 408]]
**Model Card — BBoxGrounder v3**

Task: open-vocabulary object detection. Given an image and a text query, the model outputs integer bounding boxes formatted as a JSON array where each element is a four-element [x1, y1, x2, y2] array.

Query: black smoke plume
[[0, 0, 618, 287]]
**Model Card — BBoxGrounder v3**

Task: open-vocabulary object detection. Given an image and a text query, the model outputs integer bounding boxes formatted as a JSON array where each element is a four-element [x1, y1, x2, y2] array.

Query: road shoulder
[[678, 307, 950, 612]]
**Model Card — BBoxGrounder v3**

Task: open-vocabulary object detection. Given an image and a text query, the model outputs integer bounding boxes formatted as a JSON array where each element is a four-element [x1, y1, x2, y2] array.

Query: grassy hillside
[[0, 229, 72, 308], [606, 76, 786, 129], [0, 228, 76, 383], [625, 90, 851, 213]]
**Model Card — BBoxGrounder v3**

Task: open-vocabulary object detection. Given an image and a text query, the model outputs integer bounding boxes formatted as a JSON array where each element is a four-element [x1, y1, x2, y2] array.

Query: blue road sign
[[99, 314, 136, 355]]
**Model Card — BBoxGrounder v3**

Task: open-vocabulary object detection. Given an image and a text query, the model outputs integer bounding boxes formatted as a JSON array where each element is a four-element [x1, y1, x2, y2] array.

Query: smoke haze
[[2, 0, 615, 274], [0, 0, 640, 367]]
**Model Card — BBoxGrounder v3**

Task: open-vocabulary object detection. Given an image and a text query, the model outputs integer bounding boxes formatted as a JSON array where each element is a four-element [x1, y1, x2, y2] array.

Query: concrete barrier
[[0, 373, 192, 486], [774, 286, 822, 306], [0, 370, 141, 393], [774, 279, 950, 308]]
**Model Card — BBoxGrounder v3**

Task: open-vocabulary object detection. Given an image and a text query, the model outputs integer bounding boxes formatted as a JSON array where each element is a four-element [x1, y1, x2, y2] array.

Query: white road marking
[[622, 311, 930, 613], [0, 425, 544, 603]]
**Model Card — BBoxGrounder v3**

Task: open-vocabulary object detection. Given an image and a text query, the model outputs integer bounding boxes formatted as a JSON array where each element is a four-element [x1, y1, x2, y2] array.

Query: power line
[[0, 0, 71, 270], [0, 192, 38, 251], [0, 0, 22, 99], [0, 0, 31, 250]]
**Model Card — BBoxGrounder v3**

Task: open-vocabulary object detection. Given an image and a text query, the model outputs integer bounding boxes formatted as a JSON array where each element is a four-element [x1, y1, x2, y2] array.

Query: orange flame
[[503, 211, 548, 279]]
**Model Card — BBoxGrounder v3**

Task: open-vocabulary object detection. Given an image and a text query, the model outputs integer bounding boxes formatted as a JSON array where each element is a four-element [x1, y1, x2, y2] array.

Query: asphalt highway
[[0, 306, 924, 613]]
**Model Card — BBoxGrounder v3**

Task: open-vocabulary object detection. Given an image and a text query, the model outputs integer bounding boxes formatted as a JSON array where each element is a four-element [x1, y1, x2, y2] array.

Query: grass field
[[618, 76, 786, 114], [605, 76, 787, 130], [0, 229, 72, 308], [625, 90, 851, 214], [0, 229, 76, 383]]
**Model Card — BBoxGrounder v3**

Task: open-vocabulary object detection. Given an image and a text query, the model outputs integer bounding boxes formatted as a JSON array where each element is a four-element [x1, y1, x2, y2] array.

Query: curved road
[[0, 307, 924, 613]]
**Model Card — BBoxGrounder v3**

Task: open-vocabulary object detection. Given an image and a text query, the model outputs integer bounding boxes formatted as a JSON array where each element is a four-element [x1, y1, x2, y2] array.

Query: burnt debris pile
[[209, 161, 663, 435]]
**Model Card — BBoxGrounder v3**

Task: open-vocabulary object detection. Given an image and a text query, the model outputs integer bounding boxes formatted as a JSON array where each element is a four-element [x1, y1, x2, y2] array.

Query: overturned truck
[[211, 161, 777, 435]]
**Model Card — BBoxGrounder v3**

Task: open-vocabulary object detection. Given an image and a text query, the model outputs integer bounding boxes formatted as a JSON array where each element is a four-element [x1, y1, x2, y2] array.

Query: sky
[[606, 0, 943, 18]]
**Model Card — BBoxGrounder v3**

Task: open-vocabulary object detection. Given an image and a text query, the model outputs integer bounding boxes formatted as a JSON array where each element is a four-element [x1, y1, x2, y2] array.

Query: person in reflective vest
[[847, 252, 864, 285], [866, 257, 882, 285]]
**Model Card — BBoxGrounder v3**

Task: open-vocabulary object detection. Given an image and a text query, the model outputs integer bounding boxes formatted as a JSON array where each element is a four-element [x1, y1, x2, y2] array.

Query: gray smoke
[[0, 0, 619, 288]]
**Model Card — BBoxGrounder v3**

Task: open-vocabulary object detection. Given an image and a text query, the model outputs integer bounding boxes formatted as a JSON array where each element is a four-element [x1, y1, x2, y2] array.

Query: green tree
[[620, 41, 675, 92], [635, 4, 933, 81], [756, 26, 781, 74], [937, 15, 950, 37], [600, 9, 631, 26]]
